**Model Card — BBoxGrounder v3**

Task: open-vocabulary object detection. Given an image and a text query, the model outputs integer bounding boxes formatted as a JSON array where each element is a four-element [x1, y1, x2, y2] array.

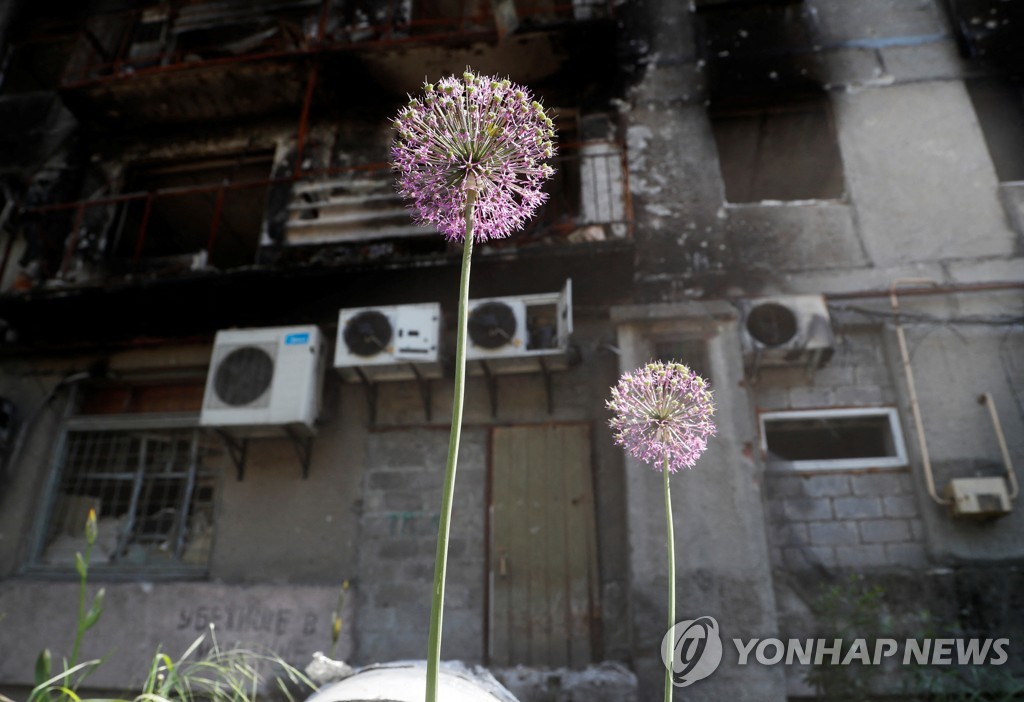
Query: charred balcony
[[6, 0, 620, 125], [2, 134, 631, 289]]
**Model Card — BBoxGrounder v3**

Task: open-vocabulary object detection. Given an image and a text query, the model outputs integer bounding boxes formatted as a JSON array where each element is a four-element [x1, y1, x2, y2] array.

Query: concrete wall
[[2, 0, 1023, 699], [615, 0, 1024, 697], [355, 426, 488, 662], [756, 325, 929, 572], [0, 318, 633, 695], [0, 582, 351, 689]]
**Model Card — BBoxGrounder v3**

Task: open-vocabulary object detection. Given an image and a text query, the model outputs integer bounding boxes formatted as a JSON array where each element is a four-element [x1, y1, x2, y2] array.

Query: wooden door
[[489, 424, 600, 667]]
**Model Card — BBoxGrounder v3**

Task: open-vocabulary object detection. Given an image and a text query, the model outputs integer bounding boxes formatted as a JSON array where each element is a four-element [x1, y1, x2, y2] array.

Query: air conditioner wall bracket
[[477, 357, 557, 418], [352, 364, 433, 424], [216, 428, 313, 481]]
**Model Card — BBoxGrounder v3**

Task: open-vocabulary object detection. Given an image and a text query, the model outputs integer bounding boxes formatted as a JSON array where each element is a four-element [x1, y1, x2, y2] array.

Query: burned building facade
[[0, 0, 1022, 700]]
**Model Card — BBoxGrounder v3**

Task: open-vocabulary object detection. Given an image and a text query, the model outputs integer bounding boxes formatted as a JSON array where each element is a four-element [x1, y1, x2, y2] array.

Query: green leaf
[[83, 589, 105, 631], [52, 686, 80, 702], [75, 552, 87, 580], [34, 649, 52, 687]]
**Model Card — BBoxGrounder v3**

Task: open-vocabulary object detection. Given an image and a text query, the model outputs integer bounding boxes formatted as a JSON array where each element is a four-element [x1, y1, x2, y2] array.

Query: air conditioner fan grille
[[344, 311, 393, 357], [746, 302, 798, 347], [469, 302, 517, 349], [214, 346, 275, 406]]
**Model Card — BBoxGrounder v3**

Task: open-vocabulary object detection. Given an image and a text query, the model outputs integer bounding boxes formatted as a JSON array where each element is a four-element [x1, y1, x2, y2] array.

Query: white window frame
[[759, 407, 908, 471]]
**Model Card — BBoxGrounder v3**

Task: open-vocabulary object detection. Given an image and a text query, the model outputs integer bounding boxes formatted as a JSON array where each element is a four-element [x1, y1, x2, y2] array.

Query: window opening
[[965, 76, 1024, 183], [38, 426, 220, 570], [111, 151, 274, 271], [710, 96, 845, 203], [654, 339, 711, 384], [760, 407, 907, 471]]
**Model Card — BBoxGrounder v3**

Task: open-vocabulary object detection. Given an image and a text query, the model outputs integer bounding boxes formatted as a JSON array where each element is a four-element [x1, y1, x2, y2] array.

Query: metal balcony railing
[[57, 0, 615, 87], [283, 143, 630, 246], [8, 142, 629, 289]]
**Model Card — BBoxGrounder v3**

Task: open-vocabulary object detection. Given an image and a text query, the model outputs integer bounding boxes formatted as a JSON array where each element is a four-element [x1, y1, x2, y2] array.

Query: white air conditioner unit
[[334, 303, 442, 382], [200, 325, 325, 436], [738, 294, 835, 375], [945, 477, 1012, 518], [466, 279, 573, 370]]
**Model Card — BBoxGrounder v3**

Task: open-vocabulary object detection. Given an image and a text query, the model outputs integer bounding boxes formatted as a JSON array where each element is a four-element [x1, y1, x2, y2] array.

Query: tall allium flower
[[391, 70, 556, 242], [607, 361, 715, 702], [391, 70, 556, 702], [608, 362, 716, 473]]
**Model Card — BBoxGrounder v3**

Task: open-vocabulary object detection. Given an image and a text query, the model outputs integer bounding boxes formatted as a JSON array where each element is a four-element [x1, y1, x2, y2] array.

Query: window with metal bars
[[36, 425, 220, 572]]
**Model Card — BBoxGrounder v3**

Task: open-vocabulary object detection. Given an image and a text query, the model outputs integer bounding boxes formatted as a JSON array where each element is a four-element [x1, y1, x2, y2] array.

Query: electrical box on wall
[[738, 294, 835, 377], [466, 279, 573, 372], [334, 303, 442, 382], [200, 325, 325, 436], [945, 477, 1012, 518]]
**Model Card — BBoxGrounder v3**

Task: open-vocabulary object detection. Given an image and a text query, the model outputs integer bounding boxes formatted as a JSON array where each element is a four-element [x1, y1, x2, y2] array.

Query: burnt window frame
[[759, 406, 908, 472], [964, 75, 1024, 184], [29, 413, 221, 577], [108, 149, 276, 272], [709, 93, 847, 205]]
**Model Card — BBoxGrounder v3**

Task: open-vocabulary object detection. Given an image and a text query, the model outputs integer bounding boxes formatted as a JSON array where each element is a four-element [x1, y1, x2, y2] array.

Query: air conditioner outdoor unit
[[334, 303, 442, 382], [466, 279, 573, 370], [945, 477, 1012, 518], [200, 325, 325, 436], [738, 294, 835, 375]]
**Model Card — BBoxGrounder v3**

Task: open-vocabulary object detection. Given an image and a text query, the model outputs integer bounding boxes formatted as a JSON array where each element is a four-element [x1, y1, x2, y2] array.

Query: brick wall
[[754, 325, 929, 571], [765, 470, 928, 570], [354, 427, 487, 664]]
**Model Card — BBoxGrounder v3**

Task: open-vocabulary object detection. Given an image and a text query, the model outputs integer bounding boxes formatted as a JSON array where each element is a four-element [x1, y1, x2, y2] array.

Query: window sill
[[19, 564, 210, 582]]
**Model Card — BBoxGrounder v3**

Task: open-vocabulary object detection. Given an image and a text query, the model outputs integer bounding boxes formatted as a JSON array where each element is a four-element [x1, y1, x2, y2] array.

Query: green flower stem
[[426, 188, 477, 702], [69, 539, 93, 670], [664, 455, 674, 702]]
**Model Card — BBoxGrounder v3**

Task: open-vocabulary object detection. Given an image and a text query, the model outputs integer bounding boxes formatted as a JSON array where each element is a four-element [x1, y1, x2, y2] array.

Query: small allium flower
[[391, 70, 557, 242], [607, 362, 716, 473]]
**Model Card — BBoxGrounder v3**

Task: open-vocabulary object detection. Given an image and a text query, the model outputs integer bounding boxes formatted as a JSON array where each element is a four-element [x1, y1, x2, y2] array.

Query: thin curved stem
[[426, 189, 477, 702], [663, 455, 675, 702]]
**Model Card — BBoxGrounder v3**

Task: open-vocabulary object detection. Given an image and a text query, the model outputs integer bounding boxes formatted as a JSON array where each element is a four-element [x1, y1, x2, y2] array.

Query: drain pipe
[[978, 393, 1020, 501], [890, 279, 951, 505]]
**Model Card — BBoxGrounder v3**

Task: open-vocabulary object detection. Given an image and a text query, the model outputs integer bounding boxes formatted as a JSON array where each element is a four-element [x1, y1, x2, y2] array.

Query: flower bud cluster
[[391, 69, 557, 242], [607, 362, 717, 473]]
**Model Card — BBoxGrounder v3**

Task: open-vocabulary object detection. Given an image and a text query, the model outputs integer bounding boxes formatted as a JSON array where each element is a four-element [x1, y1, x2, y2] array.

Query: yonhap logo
[[661, 616, 724, 687], [661, 616, 1010, 687]]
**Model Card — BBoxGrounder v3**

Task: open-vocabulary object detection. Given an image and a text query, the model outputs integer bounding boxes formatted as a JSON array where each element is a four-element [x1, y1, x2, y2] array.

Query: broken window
[[760, 407, 907, 471], [279, 113, 627, 250], [694, 0, 821, 103], [110, 151, 274, 272], [944, 0, 1024, 74], [518, 112, 628, 243], [710, 95, 845, 203], [654, 338, 711, 384], [36, 424, 221, 572], [965, 76, 1024, 183]]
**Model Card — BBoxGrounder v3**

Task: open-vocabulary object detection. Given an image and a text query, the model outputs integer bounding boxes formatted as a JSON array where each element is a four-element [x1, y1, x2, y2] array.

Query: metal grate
[[39, 428, 219, 569]]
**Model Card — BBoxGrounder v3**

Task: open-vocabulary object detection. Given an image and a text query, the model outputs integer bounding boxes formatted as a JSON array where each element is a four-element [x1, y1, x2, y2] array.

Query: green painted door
[[489, 424, 600, 667]]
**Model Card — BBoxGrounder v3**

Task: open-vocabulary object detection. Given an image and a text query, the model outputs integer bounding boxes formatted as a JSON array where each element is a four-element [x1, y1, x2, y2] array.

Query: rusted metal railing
[[55, 0, 615, 87], [10, 142, 629, 287]]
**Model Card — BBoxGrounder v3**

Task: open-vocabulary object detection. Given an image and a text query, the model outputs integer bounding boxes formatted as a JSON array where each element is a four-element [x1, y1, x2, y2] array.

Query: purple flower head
[[391, 70, 557, 242], [607, 362, 717, 473]]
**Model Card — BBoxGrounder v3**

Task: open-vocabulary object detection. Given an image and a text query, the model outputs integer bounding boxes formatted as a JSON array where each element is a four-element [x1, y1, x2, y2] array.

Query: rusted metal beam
[[294, 63, 319, 179]]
